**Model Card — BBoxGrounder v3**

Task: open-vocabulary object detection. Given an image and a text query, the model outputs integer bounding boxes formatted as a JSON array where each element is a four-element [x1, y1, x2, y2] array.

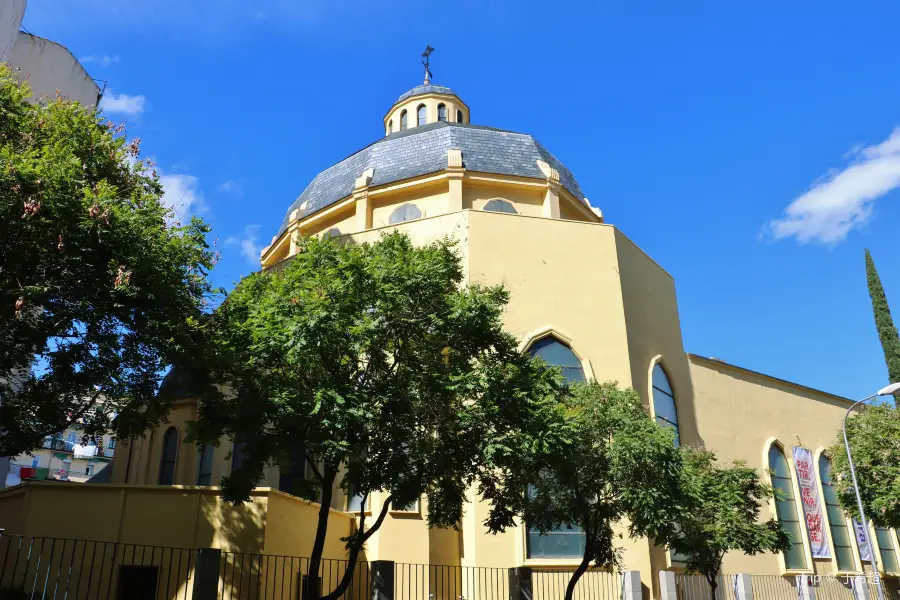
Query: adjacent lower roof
[[276, 122, 586, 237]]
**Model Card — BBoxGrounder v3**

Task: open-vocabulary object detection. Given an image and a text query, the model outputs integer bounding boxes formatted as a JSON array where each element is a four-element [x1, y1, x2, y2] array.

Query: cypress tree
[[865, 249, 900, 403]]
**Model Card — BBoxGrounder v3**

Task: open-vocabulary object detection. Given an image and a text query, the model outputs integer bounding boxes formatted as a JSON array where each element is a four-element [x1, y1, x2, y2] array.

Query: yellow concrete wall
[[465, 183, 544, 216], [462, 210, 654, 577], [688, 355, 867, 577], [370, 184, 449, 229], [467, 210, 632, 385], [264, 490, 352, 559], [614, 230, 696, 439]]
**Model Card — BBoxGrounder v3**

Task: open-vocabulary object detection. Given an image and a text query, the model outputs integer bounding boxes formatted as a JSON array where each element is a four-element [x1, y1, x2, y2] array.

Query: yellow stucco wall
[[687, 355, 880, 577], [370, 184, 449, 229], [464, 182, 544, 216]]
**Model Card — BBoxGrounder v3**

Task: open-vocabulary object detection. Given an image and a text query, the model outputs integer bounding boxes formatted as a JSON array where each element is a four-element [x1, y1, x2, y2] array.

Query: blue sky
[[23, 0, 900, 399]]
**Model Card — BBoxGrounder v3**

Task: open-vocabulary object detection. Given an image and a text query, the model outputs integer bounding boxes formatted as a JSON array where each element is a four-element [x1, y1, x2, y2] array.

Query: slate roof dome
[[276, 121, 586, 236], [396, 84, 457, 103]]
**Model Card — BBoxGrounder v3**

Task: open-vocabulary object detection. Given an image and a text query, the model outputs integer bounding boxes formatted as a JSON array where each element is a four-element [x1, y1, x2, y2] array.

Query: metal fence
[[394, 563, 510, 600], [674, 573, 900, 600], [0, 534, 195, 600], [218, 553, 371, 600], [675, 574, 737, 600], [531, 569, 622, 600]]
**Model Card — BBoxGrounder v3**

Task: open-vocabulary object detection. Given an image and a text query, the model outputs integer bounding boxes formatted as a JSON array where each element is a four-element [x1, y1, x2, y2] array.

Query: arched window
[[527, 336, 585, 384], [389, 204, 422, 225], [158, 427, 178, 485], [417, 104, 427, 126], [438, 103, 447, 122], [197, 444, 214, 486], [456, 109, 463, 124], [818, 455, 855, 571], [324, 228, 342, 239], [279, 443, 305, 497], [876, 527, 900, 573], [483, 199, 518, 214], [768, 443, 807, 570], [652, 364, 680, 446], [231, 437, 247, 472], [387, 120, 392, 136], [400, 110, 408, 131]]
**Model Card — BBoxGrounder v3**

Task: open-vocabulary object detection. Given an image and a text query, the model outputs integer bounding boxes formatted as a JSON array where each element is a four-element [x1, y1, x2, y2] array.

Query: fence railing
[[217, 552, 371, 600], [394, 563, 510, 600], [675, 574, 737, 600], [532, 569, 622, 600], [673, 573, 900, 600], [0, 534, 194, 600]]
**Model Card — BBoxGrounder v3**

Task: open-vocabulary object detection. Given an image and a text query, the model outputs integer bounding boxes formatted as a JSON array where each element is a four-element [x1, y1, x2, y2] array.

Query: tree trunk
[[565, 521, 595, 600], [321, 494, 395, 600], [307, 467, 336, 600], [707, 574, 719, 600]]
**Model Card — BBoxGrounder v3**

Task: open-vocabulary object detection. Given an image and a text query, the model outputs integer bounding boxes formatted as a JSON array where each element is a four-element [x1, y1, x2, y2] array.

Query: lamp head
[[876, 382, 900, 396]]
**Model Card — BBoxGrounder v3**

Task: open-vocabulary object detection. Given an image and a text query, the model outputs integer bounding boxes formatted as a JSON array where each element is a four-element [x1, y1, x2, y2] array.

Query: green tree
[[190, 232, 565, 600], [524, 381, 687, 600], [829, 405, 900, 528], [668, 448, 790, 600], [865, 249, 900, 404], [0, 65, 217, 456]]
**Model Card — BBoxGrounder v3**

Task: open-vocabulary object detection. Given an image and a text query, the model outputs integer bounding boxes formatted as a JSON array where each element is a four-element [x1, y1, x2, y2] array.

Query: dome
[[277, 121, 586, 236], [396, 84, 457, 103]]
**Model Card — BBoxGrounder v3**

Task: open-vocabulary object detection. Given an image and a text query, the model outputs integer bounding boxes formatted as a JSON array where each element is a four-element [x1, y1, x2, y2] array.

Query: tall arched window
[[456, 109, 463, 124], [197, 444, 214, 486], [438, 103, 447, 122], [768, 443, 807, 570], [876, 527, 900, 573], [417, 104, 427, 126], [389, 203, 422, 224], [279, 443, 305, 497], [400, 110, 408, 130], [483, 199, 518, 214], [158, 427, 178, 485], [231, 437, 247, 472], [651, 363, 680, 446], [527, 335, 585, 384], [818, 455, 855, 571], [387, 120, 392, 136]]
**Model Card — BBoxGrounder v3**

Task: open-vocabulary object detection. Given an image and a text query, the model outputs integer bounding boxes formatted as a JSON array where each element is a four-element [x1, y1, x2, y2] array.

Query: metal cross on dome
[[422, 45, 434, 83]]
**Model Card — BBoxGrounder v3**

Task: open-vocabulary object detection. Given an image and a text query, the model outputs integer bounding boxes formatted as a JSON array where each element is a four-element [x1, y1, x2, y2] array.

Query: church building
[[1, 55, 897, 600]]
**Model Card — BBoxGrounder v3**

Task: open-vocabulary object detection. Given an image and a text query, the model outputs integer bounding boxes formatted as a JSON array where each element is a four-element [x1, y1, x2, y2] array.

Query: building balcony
[[42, 438, 74, 452]]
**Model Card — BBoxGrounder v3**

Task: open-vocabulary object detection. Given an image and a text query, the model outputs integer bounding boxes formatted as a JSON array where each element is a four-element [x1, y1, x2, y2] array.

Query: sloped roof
[[277, 122, 585, 236], [396, 84, 457, 103]]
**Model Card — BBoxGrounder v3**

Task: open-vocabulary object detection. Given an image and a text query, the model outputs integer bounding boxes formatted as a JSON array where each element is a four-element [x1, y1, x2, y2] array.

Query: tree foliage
[[190, 232, 565, 600], [525, 381, 686, 600], [669, 448, 790, 600], [0, 65, 217, 456], [865, 249, 900, 404], [830, 405, 900, 528]]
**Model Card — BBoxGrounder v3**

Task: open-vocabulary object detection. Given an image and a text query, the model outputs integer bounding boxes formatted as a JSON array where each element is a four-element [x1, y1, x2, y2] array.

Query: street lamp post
[[843, 382, 900, 600]]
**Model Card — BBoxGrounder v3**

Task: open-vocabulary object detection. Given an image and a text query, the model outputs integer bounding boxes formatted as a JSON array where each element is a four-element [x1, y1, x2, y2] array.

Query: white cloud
[[159, 172, 206, 224], [225, 225, 263, 266], [216, 179, 243, 195], [99, 90, 146, 115], [766, 127, 900, 244], [80, 55, 120, 67]]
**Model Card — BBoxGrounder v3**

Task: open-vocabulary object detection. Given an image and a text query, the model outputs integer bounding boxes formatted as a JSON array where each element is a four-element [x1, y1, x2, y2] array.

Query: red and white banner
[[792, 446, 831, 559]]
